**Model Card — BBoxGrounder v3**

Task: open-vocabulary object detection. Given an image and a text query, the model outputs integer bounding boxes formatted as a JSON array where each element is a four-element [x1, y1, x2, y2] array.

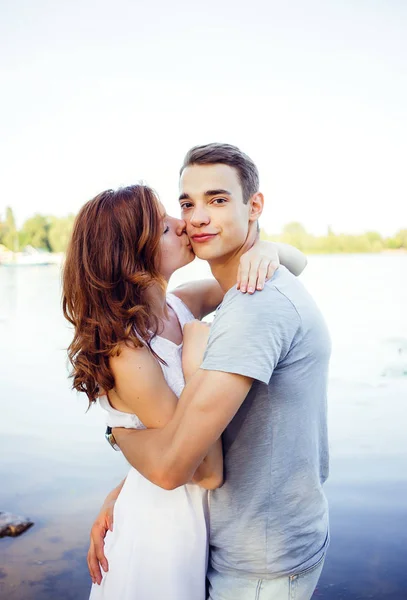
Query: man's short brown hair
[[180, 143, 259, 204]]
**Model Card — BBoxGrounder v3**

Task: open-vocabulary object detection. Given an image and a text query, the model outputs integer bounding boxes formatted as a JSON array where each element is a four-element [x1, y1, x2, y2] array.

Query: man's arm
[[106, 339, 224, 490], [113, 369, 252, 490], [182, 320, 223, 489], [87, 478, 126, 583], [114, 285, 300, 490]]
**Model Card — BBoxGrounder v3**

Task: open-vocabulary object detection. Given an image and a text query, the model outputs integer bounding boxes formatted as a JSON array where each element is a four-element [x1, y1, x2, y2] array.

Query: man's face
[[179, 164, 251, 262]]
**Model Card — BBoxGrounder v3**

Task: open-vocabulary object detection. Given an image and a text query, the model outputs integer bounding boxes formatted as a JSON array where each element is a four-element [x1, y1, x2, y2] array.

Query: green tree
[[283, 222, 308, 237], [3, 208, 405, 256], [20, 214, 51, 250], [365, 231, 384, 252], [280, 222, 310, 251], [0, 214, 5, 245], [393, 229, 407, 249], [260, 222, 407, 254], [48, 215, 75, 252], [1, 207, 19, 251]]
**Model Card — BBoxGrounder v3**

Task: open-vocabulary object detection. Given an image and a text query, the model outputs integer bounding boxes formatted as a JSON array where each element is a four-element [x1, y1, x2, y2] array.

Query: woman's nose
[[175, 219, 187, 236]]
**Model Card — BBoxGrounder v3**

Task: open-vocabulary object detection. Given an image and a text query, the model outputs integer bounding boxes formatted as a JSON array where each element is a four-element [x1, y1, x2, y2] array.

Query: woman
[[62, 185, 306, 600]]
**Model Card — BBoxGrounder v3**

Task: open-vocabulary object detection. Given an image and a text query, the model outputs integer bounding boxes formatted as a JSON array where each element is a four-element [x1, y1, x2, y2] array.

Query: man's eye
[[180, 203, 192, 210], [213, 198, 226, 204]]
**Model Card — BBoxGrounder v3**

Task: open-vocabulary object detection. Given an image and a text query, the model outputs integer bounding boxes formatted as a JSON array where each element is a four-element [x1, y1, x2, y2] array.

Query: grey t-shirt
[[201, 266, 331, 579]]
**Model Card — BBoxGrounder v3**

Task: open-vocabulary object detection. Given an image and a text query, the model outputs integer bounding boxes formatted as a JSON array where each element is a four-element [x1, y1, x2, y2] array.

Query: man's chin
[[191, 246, 221, 262]]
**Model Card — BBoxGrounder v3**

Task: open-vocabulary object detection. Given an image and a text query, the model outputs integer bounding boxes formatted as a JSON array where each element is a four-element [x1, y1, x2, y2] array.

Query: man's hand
[[237, 240, 279, 293], [87, 478, 126, 585], [182, 320, 211, 382]]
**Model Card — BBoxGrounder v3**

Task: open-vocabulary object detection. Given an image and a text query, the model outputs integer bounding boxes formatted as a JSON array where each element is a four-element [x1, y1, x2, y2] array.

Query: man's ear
[[248, 193, 264, 223]]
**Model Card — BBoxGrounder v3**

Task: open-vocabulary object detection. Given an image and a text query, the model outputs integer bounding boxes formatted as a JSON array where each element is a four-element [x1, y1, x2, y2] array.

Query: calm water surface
[[0, 254, 406, 599]]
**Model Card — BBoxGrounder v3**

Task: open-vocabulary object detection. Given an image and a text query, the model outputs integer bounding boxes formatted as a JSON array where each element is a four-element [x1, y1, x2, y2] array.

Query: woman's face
[[158, 203, 195, 280]]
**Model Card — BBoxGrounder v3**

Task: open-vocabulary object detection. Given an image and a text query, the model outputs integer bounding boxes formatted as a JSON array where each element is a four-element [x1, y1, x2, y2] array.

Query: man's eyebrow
[[178, 189, 232, 202], [204, 189, 232, 197]]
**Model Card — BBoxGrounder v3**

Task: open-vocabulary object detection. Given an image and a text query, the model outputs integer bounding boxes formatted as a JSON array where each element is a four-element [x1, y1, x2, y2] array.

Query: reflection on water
[[1, 256, 407, 599], [321, 472, 407, 599], [0, 431, 128, 600]]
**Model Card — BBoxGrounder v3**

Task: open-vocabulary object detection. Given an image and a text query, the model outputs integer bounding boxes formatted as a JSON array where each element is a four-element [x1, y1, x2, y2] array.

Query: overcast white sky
[[1, 0, 406, 235]]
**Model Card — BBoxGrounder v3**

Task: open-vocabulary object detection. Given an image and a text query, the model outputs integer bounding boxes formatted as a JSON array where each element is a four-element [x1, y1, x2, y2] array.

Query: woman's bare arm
[[108, 343, 223, 490], [108, 344, 178, 428], [273, 241, 307, 277], [173, 279, 224, 321], [173, 241, 307, 319]]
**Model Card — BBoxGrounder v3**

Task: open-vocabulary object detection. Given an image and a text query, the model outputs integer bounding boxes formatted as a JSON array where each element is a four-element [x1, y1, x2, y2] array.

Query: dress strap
[[166, 293, 195, 329]]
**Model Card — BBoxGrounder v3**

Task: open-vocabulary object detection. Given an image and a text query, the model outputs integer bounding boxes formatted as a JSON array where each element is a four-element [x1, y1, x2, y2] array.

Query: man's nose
[[189, 206, 210, 228]]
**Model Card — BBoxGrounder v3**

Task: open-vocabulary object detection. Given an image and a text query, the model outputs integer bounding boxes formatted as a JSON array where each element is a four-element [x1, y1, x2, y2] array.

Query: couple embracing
[[62, 143, 331, 600]]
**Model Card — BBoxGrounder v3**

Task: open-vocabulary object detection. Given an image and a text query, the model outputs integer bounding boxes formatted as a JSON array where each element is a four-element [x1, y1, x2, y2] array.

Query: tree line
[[0, 207, 406, 254], [261, 222, 407, 254], [0, 208, 75, 253]]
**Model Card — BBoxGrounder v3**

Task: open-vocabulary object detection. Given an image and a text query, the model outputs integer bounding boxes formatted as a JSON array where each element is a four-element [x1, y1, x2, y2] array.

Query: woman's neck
[[146, 281, 169, 321]]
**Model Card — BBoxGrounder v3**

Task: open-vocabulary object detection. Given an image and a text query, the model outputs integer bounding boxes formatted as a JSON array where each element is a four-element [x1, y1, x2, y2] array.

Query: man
[[102, 143, 331, 599]]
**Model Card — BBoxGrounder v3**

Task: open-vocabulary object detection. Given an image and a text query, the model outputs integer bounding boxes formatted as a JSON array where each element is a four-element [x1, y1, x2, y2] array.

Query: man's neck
[[208, 226, 259, 294], [209, 255, 242, 293]]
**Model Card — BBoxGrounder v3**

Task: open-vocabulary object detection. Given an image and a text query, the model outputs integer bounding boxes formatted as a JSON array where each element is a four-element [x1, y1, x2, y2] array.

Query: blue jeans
[[207, 556, 325, 600]]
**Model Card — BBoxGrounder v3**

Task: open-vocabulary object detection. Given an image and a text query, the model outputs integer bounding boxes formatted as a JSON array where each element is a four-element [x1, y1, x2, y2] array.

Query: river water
[[0, 254, 406, 599]]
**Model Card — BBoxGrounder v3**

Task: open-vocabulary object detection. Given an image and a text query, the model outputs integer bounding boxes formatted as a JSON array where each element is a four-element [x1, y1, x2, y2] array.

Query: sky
[[1, 0, 406, 235]]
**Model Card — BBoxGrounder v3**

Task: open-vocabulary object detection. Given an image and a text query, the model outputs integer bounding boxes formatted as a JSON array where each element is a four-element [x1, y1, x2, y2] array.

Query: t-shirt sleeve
[[200, 285, 301, 384]]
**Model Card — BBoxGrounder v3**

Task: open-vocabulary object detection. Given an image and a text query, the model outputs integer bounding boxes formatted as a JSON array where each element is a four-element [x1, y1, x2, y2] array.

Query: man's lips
[[190, 233, 218, 243]]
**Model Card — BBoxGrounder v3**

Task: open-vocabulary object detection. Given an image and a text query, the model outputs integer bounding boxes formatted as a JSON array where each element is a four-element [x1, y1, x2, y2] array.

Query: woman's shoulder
[[107, 340, 178, 427], [167, 290, 196, 322], [109, 341, 160, 380]]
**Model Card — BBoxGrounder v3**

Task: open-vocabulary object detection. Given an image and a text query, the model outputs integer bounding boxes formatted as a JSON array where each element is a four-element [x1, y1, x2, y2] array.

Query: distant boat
[[0, 245, 62, 267]]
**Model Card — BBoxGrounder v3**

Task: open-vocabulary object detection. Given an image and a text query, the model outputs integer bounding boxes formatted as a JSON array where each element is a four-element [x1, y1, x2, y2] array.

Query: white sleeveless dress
[[89, 293, 209, 600]]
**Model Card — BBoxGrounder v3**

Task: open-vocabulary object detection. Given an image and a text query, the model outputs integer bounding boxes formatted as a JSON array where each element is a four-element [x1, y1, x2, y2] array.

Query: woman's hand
[[182, 320, 211, 382], [237, 241, 280, 294]]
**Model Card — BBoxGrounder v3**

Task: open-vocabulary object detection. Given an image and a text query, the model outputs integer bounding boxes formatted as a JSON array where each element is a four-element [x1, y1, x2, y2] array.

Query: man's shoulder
[[203, 268, 303, 383], [221, 267, 300, 315]]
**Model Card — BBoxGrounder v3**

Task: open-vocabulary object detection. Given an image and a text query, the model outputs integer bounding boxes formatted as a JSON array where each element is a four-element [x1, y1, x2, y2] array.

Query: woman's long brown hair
[[62, 185, 166, 406]]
